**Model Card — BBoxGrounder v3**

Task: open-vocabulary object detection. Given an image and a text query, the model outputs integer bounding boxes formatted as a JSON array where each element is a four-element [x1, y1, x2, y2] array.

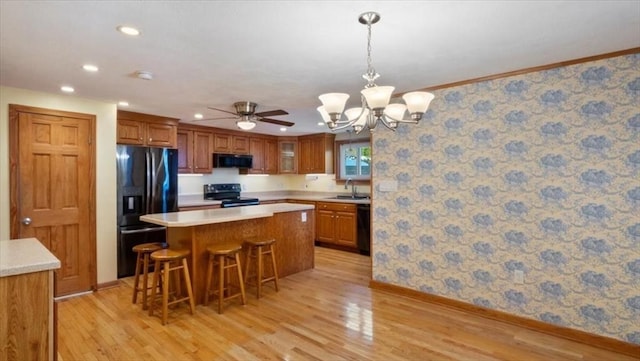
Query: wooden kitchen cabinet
[[316, 202, 357, 248], [117, 110, 178, 148], [213, 132, 249, 154], [246, 137, 278, 174], [177, 126, 213, 174], [298, 133, 335, 174], [278, 138, 297, 174]]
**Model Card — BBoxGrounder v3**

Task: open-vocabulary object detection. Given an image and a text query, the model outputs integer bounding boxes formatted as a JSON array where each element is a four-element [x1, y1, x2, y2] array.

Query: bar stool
[[204, 244, 246, 314], [131, 242, 164, 309], [244, 239, 279, 299], [148, 248, 195, 325]]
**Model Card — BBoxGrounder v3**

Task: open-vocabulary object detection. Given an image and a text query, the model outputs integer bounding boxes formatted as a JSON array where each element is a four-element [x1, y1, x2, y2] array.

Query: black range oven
[[204, 183, 260, 208]]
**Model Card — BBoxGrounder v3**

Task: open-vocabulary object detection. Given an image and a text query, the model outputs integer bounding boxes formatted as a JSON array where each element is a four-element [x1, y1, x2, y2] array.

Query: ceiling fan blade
[[255, 109, 288, 117], [257, 117, 294, 127], [207, 106, 237, 116], [194, 116, 236, 121]]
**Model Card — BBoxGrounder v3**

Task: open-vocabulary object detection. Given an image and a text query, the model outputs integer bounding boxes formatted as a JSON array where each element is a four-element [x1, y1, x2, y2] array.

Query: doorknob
[[22, 217, 32, 225]]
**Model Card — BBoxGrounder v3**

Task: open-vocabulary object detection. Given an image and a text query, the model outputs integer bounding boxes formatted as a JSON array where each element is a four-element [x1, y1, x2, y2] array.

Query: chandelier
[[317, 11, 434, 134]]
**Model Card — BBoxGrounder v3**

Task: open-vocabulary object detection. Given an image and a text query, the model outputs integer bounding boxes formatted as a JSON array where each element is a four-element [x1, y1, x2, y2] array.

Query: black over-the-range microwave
[[213, 153, 253, 168]]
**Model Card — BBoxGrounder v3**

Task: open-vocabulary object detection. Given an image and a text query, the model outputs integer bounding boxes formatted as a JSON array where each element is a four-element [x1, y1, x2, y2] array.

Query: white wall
[[0, 86, 118, 284]]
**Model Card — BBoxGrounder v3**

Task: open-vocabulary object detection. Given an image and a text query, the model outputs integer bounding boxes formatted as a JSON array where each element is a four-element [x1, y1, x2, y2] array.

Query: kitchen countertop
[[0, 238, 61, 277], [178, 193, 370, 208], [141, 202, 315, 227]]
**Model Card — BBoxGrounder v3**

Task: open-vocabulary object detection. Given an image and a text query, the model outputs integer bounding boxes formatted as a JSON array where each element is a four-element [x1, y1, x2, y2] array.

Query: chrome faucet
[[345, 178, 357, 198]]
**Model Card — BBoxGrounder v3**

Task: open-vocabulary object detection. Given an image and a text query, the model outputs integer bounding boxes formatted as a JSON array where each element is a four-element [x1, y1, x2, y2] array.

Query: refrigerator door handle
[[145, 151, 152, 214]]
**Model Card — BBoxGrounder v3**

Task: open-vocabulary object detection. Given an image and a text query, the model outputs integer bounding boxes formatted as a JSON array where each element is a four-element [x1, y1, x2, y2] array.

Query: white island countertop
[[0, 238, 61, 277], [141, 202, 315, 227]]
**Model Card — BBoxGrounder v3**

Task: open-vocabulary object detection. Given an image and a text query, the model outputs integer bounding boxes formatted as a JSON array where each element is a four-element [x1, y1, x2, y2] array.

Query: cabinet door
[[335, 210, 357, 247], [193, 131, 212, 173], [264, 139, 278, 174], [317, 209, 335, 243], [233, 135, 249, 154], [117, 119, 145, 145], [213, 133, 232, 153], [278, 140, 297, 174], [248, 137, 265, 173], [147, 123, 177, 148], [298, 138, 313, 173], [177, 130, 193, 173]]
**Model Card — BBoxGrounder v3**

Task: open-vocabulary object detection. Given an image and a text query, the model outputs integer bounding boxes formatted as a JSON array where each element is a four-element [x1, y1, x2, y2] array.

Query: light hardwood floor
[[58, 247, 638, 361]]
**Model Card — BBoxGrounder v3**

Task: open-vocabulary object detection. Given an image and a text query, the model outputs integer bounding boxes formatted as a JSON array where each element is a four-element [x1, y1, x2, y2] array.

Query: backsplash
[[372, 53, 640, 343], [178, 169, 369, 195]]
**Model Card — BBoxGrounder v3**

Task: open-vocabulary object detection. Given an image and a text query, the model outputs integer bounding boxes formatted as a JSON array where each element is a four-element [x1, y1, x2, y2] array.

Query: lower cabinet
[[316, 202, 357, 248]]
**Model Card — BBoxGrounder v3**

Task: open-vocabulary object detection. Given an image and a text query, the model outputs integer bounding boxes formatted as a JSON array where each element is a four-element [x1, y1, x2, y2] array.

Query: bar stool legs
[[148, 249, 195, 325], [244, 239, 279, 299], [204, 245, 246, 314], [131, 242, 163, 310]]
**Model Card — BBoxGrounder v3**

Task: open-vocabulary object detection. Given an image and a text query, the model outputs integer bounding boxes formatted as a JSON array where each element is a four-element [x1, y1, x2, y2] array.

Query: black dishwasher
[[357, 204, 371, 255]]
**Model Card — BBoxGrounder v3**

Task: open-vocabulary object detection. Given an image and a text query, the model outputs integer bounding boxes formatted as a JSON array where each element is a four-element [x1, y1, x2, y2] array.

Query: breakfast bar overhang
[[140, 203, 316, 304]]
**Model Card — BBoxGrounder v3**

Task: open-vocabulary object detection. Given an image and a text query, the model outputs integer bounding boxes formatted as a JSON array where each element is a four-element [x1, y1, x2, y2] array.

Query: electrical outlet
[[514, 270, 524, 284]]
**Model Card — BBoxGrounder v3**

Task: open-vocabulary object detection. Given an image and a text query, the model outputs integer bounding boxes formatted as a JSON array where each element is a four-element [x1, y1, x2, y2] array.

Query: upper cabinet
[[213, 133, 249, 154], [177, 125, 213, 174], [117, 110, 179, 148], [298, 133, 335, 174], [278, 137, 297, 174], [245, 137, 278, 174]]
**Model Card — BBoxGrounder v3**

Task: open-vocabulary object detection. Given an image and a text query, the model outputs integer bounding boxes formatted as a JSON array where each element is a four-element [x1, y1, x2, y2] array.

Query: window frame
[[334, 139, 371, 183]]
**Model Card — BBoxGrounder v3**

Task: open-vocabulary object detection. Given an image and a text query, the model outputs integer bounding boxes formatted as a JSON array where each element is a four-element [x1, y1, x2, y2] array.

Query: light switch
[[301, 212, 307, 222]]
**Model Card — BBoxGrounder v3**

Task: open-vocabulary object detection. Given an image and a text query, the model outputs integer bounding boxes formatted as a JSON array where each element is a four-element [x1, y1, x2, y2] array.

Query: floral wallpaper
[[371, 53, 640, 344]]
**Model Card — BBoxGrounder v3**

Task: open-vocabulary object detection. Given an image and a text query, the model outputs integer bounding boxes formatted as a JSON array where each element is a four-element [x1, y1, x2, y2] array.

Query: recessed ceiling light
[[82, 64, 99, 72], [117, 25, 140, 36], [280, 127, 287, 132], [194, 113, 203, 119], [317, 122, 324, 126], [118, 101, 129, 107], [60, 86, 74, 93]]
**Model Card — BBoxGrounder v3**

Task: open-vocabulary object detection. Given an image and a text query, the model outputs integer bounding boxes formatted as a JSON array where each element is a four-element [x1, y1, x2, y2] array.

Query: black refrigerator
[[116, 145, 178, 278]]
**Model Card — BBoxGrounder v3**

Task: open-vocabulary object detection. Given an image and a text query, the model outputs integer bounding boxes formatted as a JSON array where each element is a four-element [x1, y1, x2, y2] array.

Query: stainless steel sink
[[327, 195, 370, 200]]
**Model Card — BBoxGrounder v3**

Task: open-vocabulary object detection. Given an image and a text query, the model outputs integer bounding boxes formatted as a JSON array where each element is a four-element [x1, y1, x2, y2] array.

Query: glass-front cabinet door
[[278, 139, 297, 174]]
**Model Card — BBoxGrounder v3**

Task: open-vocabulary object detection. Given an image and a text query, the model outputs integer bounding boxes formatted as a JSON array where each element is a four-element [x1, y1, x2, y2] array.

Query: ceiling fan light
[[403, 91, 435, 114], [236, 119, 256, 130], [361, 86, 394, 109], [318, 93, 349, 116]]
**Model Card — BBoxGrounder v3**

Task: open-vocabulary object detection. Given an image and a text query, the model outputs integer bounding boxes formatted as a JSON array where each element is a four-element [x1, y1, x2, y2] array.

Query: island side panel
[[165, 209, 315, 305]]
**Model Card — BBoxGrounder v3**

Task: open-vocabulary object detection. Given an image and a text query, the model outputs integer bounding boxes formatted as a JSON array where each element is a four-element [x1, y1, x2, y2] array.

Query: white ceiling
[[1, 1, 639, 136]]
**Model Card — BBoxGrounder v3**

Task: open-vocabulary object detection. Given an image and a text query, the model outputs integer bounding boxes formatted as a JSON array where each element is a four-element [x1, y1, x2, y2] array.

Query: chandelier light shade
[[318, 11, 435, 133]]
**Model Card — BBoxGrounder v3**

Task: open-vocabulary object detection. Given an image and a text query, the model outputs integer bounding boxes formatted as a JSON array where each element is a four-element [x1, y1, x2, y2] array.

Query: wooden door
[[193, 131, 212, 173], [316, 209, 335, 243], [147, 123, 177, 148], [213, 133, 232, 153], [177, 129, 193, 173], [264, 139, 278, 174], [335, 211, 357, 247], [249, 137, 265, 173], [298, 138, 312, 173], [9, 105, 96, 297], [116, 119, 145, 145]]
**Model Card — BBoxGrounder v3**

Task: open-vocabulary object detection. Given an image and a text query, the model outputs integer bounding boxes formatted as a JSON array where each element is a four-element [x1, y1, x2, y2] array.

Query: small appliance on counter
[[203, 183, 260, 208]]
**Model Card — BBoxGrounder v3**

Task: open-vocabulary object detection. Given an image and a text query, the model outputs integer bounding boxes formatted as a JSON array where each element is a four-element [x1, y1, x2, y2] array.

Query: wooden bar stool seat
[[204, 244, 246, 314], [244, 238, 279, 299], [148, 248, 195, 325], [131, 242, 164, 310]]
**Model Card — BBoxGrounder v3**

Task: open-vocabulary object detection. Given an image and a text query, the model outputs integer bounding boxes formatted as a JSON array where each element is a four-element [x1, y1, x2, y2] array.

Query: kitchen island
[[1, 238, 61, 361], [140, 203, 315, 304]]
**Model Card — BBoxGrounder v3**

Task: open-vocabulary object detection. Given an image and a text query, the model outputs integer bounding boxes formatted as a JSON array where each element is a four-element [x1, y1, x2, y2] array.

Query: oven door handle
[[120, 227, 166, 235]]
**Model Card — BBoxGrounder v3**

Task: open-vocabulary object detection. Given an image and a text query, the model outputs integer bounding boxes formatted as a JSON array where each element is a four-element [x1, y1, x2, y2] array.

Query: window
[[338, 141, 371, 181]]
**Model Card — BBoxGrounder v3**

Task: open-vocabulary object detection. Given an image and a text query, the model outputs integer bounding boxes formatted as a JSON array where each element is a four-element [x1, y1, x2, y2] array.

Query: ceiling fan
[[198, 101, 293, 130]]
